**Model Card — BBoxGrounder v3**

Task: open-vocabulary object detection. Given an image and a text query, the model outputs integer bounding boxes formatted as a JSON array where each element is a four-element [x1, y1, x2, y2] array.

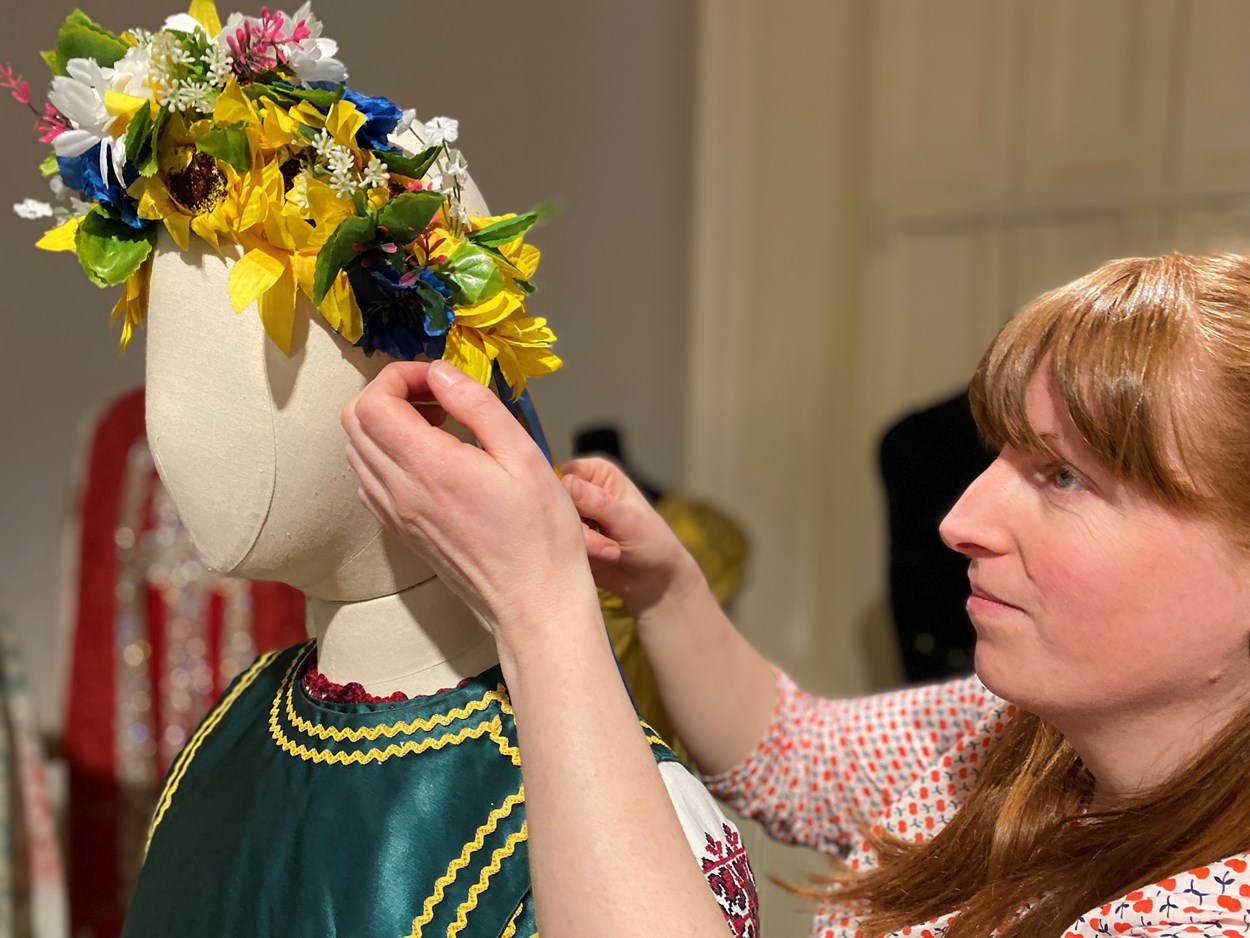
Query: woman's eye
[[1049, 464, 1085, 492]]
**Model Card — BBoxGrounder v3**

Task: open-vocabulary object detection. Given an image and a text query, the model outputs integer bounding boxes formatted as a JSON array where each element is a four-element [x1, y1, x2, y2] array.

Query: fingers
[[341, 362, 437, 462], [562, 472, 635, 540], [582, 523, 622, 563], [561, 456, 622, 486], [425, 360, 548, 474], [561, 456, 645, 503]]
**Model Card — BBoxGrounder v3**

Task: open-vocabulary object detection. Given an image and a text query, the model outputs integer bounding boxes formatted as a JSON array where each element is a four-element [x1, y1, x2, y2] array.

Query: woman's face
[[939, 369, 1250, 741]]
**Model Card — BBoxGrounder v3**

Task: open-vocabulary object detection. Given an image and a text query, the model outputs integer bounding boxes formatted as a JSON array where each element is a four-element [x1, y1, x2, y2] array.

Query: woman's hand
[[561, 457, 706, 621], [340, 359, 595, 636]]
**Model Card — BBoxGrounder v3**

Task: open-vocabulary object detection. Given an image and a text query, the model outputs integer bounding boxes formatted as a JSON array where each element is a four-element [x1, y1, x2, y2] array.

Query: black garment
[[878, 391, 994, 683]]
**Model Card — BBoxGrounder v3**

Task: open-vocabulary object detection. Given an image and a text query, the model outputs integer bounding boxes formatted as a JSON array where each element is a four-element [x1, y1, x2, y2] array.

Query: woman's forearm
[[632, 554, 778, 777], [497, 590, 731, 938]]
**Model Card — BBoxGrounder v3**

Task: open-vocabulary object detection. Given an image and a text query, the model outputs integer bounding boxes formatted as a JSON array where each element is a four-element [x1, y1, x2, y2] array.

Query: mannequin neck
[[307, 577, 498, 698]]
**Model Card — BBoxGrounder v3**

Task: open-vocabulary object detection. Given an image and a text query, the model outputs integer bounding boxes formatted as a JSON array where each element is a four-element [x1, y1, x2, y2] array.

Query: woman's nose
[[939, 459, 1011, 558]]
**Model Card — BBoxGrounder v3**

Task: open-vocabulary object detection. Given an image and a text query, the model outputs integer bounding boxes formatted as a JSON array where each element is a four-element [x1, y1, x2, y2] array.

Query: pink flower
[[224, 7, 316, 78], [37, 104, 71, 144], [0, 64, 31, 105]]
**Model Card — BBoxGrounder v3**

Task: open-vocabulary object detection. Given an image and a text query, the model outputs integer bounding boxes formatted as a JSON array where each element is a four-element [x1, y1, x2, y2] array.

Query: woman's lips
[[968, 583, 1021, 612]]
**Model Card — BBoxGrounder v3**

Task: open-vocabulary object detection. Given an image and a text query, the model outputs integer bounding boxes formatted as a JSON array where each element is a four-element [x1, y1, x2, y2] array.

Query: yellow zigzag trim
[[269, 644, 522, 765], [280, 643, 513, 742], [448, 821, 529, 937], [146, 649, 282, 852], [500, 901, 525, 938], [639, 720, 667, 747], [272, 712, 519, 766], [408, 785, 526, 938]]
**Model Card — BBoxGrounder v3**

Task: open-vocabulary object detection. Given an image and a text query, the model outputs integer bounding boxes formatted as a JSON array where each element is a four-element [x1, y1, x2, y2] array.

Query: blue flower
[[348, 261, 456, 360], [306, 82, 404, 151], [342, 89, 404, 151], [58, 144, 145, 228]]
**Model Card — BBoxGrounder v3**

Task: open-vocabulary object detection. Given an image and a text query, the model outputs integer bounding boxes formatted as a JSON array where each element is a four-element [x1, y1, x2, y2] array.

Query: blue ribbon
[[491, 365, 555, 468]]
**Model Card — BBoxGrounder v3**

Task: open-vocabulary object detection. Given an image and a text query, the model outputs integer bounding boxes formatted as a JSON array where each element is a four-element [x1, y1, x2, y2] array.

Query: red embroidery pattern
[[701, 823, 759, 937]]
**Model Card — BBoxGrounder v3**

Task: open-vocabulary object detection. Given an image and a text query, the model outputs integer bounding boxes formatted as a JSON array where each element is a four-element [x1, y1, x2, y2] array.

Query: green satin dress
[[122, 641, 678, 938]]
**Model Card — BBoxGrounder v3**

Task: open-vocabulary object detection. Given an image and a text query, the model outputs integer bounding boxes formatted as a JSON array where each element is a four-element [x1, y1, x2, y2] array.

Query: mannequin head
[[11, 6, 557, 607], [145, 151, 491, 603]]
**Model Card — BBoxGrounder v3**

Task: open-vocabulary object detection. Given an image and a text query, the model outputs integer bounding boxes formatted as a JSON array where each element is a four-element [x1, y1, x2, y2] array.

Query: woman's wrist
[[630, 549, 711, 633], [492, 574, 607, 673]]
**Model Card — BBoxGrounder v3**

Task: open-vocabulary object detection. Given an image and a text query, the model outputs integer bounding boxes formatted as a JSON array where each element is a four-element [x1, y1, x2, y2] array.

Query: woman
[[342, 252, 1250, 937]]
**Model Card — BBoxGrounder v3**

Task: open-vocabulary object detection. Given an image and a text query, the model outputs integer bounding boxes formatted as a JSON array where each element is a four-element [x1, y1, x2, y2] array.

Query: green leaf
[[75, 208, 157, 288], [373, 146, 442, 181], [468, 212, 540, 247], [513, 278, 536, 295], [124, 104, 156, 176], [414, 280, 453, 335], [55, 10, 128, 72], [313, 214, 377, 307], [39, 152, 60, 179], [444, 242, 505, 305], [195, 123, 251, 173], [40, 50, 59, 76], [244, 81, 344, 110], [376, 191, 444, 245]]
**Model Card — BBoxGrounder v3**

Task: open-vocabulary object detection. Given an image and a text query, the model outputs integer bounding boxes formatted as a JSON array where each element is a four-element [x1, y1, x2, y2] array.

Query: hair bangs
[[970, 257, 1204, 509]]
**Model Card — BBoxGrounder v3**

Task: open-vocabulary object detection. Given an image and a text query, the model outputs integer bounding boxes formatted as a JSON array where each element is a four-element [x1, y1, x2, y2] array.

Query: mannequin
[[122, 146, 757, 935], [143, 171, 500, 700], [8, 2, 757, 929]]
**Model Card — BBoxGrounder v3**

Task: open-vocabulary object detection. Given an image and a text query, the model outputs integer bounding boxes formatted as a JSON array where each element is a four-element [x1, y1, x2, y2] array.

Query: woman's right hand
[[560, 457, 706, 620]]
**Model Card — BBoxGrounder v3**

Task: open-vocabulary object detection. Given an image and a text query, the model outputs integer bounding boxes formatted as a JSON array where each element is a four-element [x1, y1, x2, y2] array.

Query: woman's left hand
[[340, 359, 597, 633]]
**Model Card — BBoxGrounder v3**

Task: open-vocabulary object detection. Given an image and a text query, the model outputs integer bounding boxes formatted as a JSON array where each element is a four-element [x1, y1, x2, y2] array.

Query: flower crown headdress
[[6, 1, 560, 458]]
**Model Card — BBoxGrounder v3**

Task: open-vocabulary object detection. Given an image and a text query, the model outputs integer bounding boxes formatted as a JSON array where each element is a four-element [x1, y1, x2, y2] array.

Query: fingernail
[[430, 359, 465, 387]]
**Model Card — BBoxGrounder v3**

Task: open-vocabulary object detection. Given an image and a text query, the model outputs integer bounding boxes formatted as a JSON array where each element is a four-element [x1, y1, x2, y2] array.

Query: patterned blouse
[[702, 672, 1250, 938]]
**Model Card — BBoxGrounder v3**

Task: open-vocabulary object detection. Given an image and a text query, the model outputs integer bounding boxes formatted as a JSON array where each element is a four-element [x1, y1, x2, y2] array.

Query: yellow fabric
[[110, 258, 153, 352], [187, 0, 222, 36], [35, 217, 80, 252]]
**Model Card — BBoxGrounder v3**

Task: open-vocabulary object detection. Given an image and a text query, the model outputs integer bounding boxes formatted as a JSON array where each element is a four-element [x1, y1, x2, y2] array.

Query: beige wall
[[0, 0, 694, 733]]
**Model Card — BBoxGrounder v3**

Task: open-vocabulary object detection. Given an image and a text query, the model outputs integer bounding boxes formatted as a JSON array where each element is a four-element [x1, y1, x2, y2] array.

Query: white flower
[[395, 108, 417, 136], [110, 44, 157, 101], [311, 128, 336, 161], [423, 116, 459, 146], [202, 43, 233, 87], [320, 142, 361, 198], [286, 35, 346, 84], [289, 171, 311, 210], [155, 31, 194, 69], [326, 145, 355, 176], [444, 149, 469, 187], [328, 168, 359, 199], [425, 170, 452, 196], [47, 58, 129, 182], [270, 3, 347, 84], [13, 199, 54, 220], [161, 77, 217, 113], [449, 201, 471, 226], [163, 13, 207, 35], [48, 58, 118, 157], [48, 176, 66, 197], [362, 155, 390, 191]]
